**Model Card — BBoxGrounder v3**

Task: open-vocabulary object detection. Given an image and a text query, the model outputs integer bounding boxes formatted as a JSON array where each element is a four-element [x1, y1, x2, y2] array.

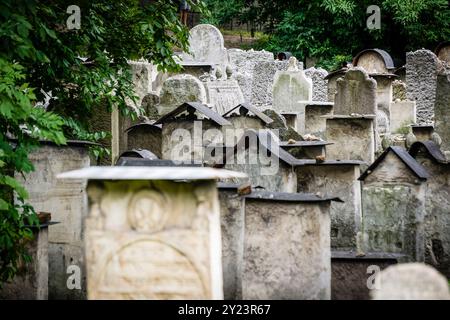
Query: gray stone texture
[[0, 227, 48, 299], [14, 144, 90, 299], [392, 80, 407, 101], [331, 256, 397, 300], [434, 72, 450, 152], [228, 49, 274, 103], [158, 74, 207, 115], [305, 67, 329, 102], [242, 199, 331, 299], [296, 164, 362, 250], [325, 117, 375, 164], [126, 124, 162, 158], [361, 152, 426, 261], [219, 189, 245, 300], [406, 49, 439, 125], [334, 67, 377, 115], [372, 263, 450, 300]]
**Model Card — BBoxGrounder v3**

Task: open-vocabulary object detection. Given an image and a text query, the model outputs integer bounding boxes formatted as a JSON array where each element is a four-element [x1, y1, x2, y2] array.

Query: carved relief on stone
[[90, 238, 206, 299], [127, 189, 169, 233]]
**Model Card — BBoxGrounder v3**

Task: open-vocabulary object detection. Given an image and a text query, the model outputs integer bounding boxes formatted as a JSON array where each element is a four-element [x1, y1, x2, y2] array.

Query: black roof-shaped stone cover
[[359, 146, 429, 181], [245, 190, 343, 203], [222, 103, 274, 125], [409, 140, 448, 164], [215, 129, 300, 167], [154, 102, 232, 126]]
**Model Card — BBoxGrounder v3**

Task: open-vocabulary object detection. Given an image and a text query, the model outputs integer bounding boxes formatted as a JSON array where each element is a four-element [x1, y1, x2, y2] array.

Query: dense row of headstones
[[3, 24, 449, 300]]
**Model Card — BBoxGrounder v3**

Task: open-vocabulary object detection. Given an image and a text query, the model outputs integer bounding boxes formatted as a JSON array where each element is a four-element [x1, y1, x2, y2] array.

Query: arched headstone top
[[435, 41, 450, 63], [334, 67, 377, 115], [182, 24, 228, 66]]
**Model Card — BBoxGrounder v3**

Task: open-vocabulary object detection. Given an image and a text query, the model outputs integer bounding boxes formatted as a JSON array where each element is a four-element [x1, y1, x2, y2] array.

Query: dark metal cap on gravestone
[[277, 52, 292, 61], [352, 48, 397, 77]]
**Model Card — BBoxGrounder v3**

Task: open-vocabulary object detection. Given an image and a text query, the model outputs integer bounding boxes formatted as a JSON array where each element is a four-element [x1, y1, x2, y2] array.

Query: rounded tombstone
[[353, 49, 395, 75], [372, 263, 450, 300], [184, 24, 228, 66]]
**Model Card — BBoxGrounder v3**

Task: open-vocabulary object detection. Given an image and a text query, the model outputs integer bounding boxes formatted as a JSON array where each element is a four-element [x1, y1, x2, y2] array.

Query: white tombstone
[[181, 24, 228, 66], [58, 166, 247, 300], [372, 263, 450, 300], [205, 79, 245, 114]]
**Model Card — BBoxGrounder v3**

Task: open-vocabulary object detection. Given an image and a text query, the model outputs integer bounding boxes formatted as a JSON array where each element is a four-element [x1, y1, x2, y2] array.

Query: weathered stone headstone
[[204, 79, 245, 114], [158, 74, 207, 115], [128, 60, 154, 106], [334, 67, 377, 115], [141, 92, 160, 121], [242, 191, 334, 299], [58, 166, 247, 300], [325, 67, 348, 102], [273, 57, 312, 111], [14, 142, 90, 299], [372, 263, 450, 300], [436, 42, 450, 64], [392, 80, 407, 101], [305, 67, 329, 102], [252, 59, 289, 107], [359, 147, 428, 261], [228, 48, 274, 103], [296, 162, 363, 250], [0, 225, 49, 300], [272, 57, 312, 134], [181, 24, 228, 66], [406, 49, 439, 125], [434, 72, 450, 152]]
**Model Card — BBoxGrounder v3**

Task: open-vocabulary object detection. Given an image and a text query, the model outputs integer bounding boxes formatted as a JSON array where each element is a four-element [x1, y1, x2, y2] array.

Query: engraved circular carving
[[94, 240, 206, 299], [127, 189, 168, 232]]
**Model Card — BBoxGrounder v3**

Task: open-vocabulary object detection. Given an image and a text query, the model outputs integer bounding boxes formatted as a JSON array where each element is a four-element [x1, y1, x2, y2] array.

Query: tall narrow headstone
[[434, 72, 450, 152], [406, 49, 439, 125]]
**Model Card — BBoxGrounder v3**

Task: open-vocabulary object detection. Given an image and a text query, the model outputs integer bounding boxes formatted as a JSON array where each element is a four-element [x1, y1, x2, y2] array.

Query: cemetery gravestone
[[58, 166, 247, 300], [333, 68, 377, 115], [158, 74, 207, 115]]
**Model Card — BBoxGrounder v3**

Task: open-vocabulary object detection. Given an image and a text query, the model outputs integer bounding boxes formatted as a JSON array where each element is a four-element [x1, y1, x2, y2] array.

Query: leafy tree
[[204, 0, 450, 70], [0, 0, 203, 285]]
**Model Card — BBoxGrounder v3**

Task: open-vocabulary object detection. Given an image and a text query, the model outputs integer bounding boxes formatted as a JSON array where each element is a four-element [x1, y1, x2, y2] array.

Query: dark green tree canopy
[[0, 0, 203, 284], [204, 0, 450, 69]]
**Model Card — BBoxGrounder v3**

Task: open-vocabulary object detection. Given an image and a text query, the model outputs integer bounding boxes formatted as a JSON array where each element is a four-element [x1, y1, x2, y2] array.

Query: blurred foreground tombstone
[[372, 263, 450, 300], [58, 166, 246, 300]]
